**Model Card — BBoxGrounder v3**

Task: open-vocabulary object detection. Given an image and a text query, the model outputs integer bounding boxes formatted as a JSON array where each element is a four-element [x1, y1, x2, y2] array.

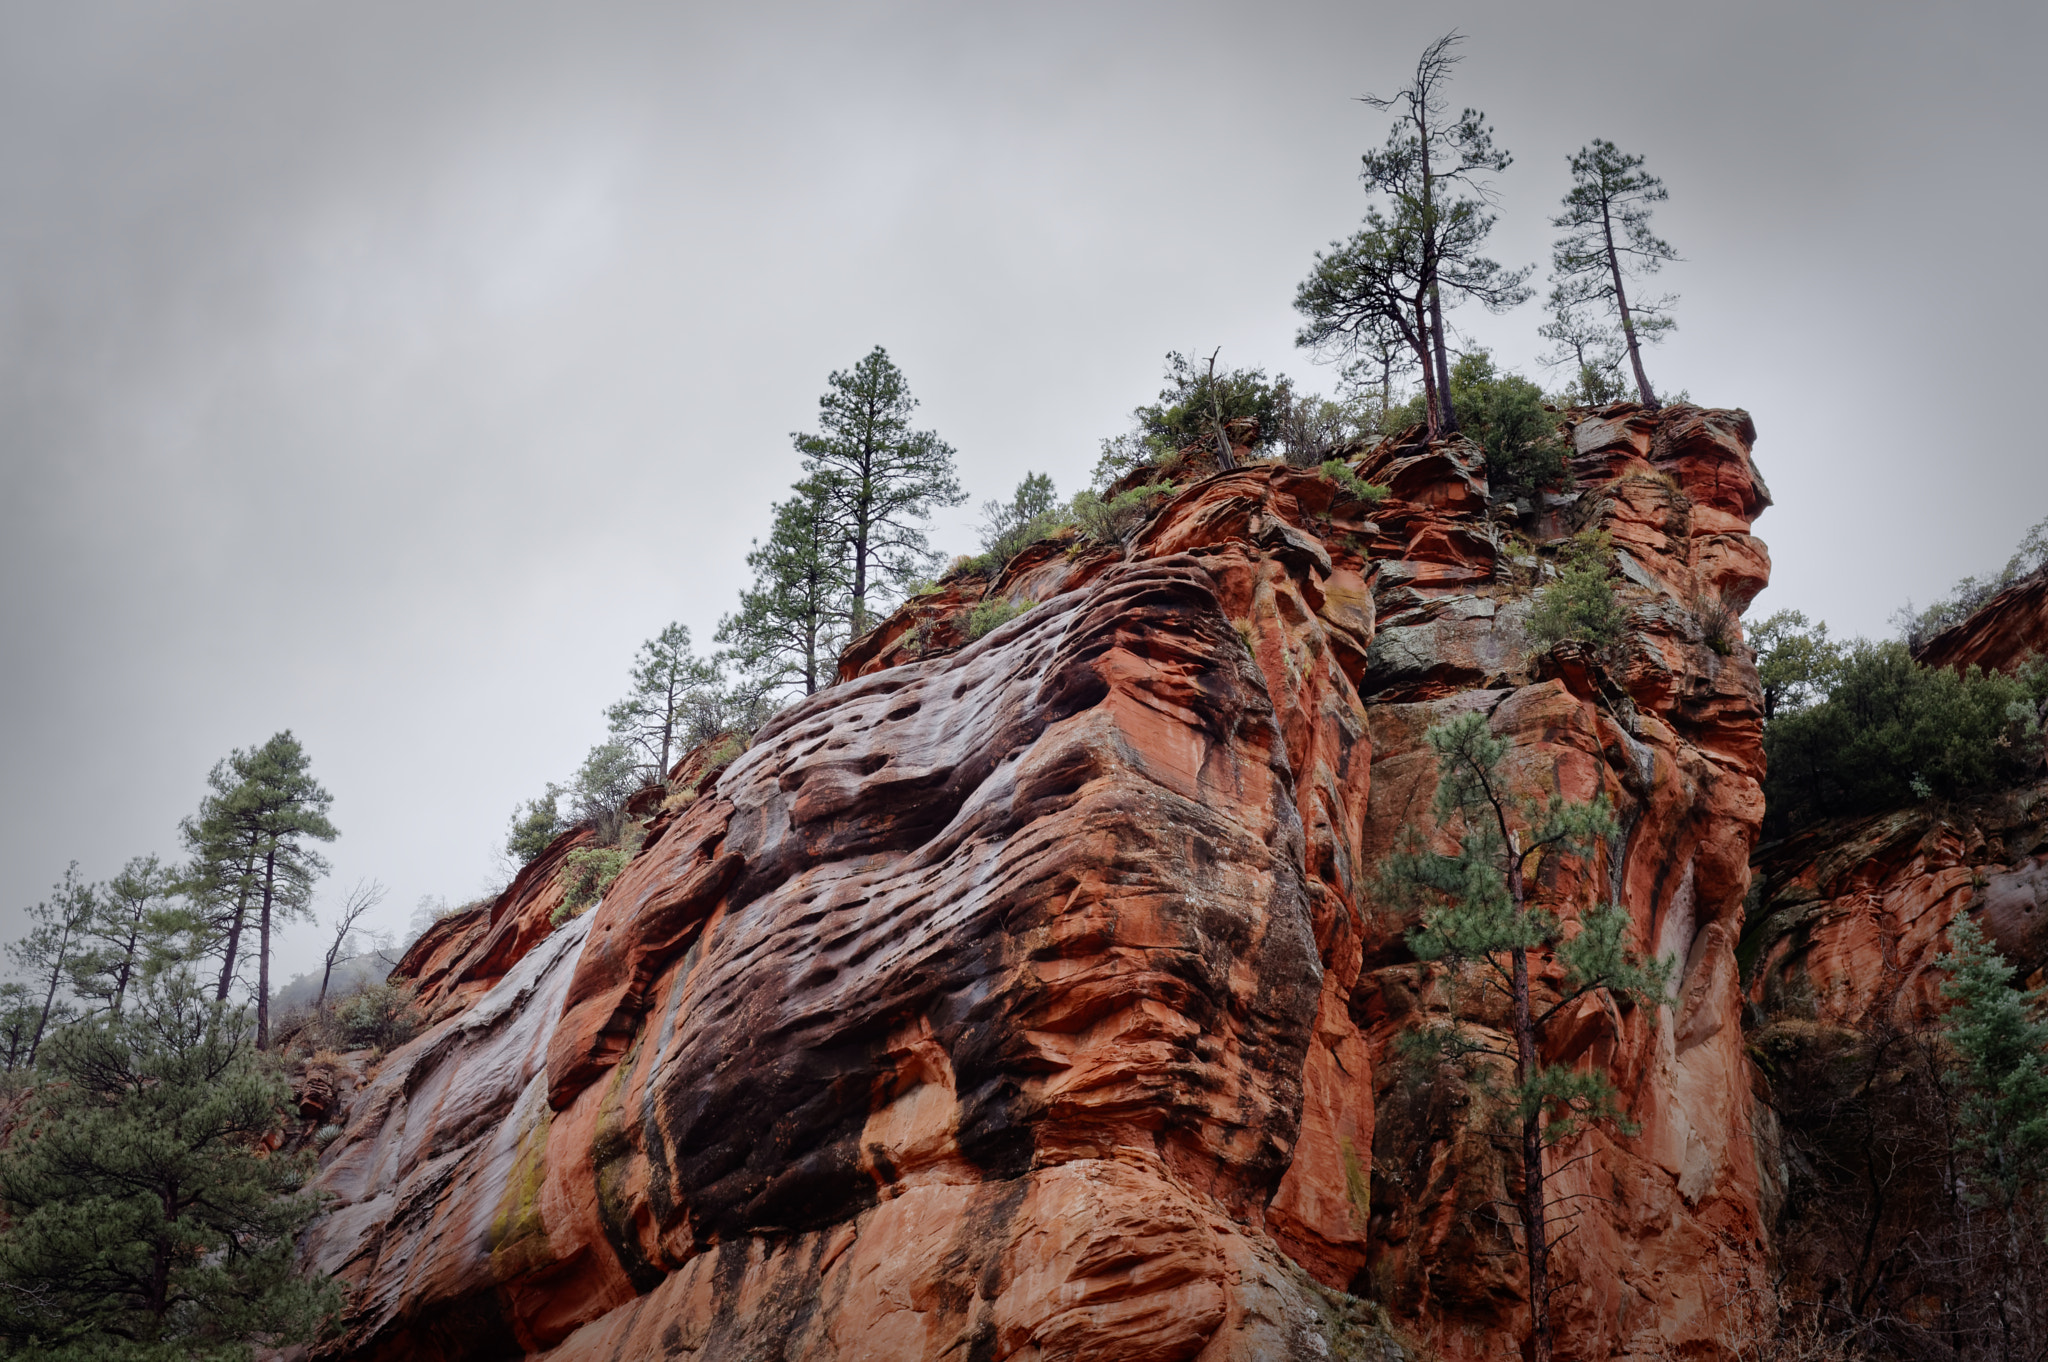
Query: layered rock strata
[[1914, 568, 2048, 677], [305, 404, 1776, 1361]]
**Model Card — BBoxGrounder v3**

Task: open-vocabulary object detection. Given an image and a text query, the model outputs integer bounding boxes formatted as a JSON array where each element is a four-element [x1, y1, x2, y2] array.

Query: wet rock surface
[[307, 404, 1781, 1361]]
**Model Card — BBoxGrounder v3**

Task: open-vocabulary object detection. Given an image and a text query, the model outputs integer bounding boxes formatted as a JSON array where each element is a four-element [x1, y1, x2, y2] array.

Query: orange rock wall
[[308, 404, 1781, 1361]]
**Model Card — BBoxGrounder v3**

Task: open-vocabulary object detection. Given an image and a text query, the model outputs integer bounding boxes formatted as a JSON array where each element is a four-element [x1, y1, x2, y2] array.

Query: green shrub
[[505, 786, 564, 865], [329, 980, 421, 1052], [977, 472, 1065, 566], [1318, 458, 1388, 504], [1068, 486, 1162, 545], [553, 846, 632, 926], [1092, 352, 1291, 486], [1763, 643, 2047, 832], [966, 596, 1028, 640], [1527, 530, 1624, 651], [1389, 351, 1570, 500]]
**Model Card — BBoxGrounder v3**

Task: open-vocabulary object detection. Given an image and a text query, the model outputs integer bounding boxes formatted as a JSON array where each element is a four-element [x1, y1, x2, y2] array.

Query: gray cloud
[[2, 0, 2043, 972]]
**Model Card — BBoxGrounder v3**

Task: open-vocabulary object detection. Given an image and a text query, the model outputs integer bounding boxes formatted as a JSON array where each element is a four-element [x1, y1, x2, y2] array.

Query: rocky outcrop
[[1745, 784, 2048, 1032], [1914, 569, 2048, 677], [305, 403, 1777, 1361]]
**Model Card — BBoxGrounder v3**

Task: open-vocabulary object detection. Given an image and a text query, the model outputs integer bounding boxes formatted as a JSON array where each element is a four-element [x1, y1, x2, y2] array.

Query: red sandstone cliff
[[300, 403, 1779, 1361]]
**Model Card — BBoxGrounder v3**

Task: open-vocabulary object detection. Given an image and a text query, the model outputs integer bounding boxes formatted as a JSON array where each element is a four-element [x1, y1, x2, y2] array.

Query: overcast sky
[[2, 0, 2043, 978]]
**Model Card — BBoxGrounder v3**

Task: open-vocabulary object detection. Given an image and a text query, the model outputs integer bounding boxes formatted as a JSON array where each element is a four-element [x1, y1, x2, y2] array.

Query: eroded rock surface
[[1915, 569, 2048, 677], [309, 403, 1778, 1361]]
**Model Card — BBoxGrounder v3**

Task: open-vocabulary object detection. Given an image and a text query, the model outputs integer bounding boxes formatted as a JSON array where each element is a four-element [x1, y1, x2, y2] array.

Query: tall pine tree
[[795, 347, 962, 637], [1547, 140, 1678, 409], [717, 475, 852, 696], [1380, 713, 1667, 1362], [1349, 32, 1531, 435], [181, 736, 336, 1049], [70, 855, 193, 1019], [7, 865, 95, 1067], [605, 622, 719, 782]]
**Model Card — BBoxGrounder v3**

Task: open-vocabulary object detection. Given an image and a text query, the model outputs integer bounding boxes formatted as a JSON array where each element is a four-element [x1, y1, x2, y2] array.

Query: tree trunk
[[1601, 202, 1658, 409], [111, 922, 138, 1018], [1508, 854, 1553, 1362], [1403, 297, 1440, 441], [256, 846, 277, 1050], [1512, 947, 1553, 1362], [215, 847, 258, 1003], [26, 924, 72, 1068], [1428, 283, 1458, 434]]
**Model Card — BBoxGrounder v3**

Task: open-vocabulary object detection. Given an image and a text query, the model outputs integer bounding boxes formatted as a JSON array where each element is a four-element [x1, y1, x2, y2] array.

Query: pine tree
[[0, 972, 336, 1357], [717, 476, 852, 696], [976, 472, 1060, 566], [180, 761, 267, 1006], [795, 348, 963, 636], [1337, 32, 1532, 435], [1380, 712, 1667, 1362], [1535, 304, 1628, 407], [1939, 915, 2048, 1208], [1296, 203, 1443, 437], [0, 985, 39, 1072], [182, 737, 336, 1049], [70, 855, 193, 1019], [505, 786, 566, 866], [605, 622, 720, 782], [1548, 140, 1678, 409], [8, 864, 96, 1068]]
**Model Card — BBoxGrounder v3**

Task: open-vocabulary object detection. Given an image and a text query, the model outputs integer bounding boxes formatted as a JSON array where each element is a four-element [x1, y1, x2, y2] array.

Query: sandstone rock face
[[308, 404, 1777, 1361], [1746, 779, 2048, 1031], [1914, 569, 2048, 677]]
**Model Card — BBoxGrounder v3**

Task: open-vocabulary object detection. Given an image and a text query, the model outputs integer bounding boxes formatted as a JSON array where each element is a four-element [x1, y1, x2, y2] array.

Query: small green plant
[[965, 595, 1028, 641], [329, 980, 421, 1051], [553, 847, 632, 926], [1528, 529, 1624, 651], [1689, 591, 1737, 656], [1068, 486, 1162, 545], [1318, 458, 1389, 504], [506, 787, 565, 865]]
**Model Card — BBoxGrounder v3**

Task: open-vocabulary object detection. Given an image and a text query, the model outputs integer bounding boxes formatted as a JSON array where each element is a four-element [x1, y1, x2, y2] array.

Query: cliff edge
[[301, 403, 1776, 1362]]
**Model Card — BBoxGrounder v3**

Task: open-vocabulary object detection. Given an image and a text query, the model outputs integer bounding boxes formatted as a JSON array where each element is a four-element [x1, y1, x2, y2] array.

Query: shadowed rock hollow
[[303, 403, 1778, 1361]]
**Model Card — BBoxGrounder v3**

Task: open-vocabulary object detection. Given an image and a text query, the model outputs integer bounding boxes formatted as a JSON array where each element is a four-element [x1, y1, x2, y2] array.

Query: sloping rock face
[[1745, 785, 2048, 1032], [307, 404, 1776, 1361], [1914, 569, 2048, 677]]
